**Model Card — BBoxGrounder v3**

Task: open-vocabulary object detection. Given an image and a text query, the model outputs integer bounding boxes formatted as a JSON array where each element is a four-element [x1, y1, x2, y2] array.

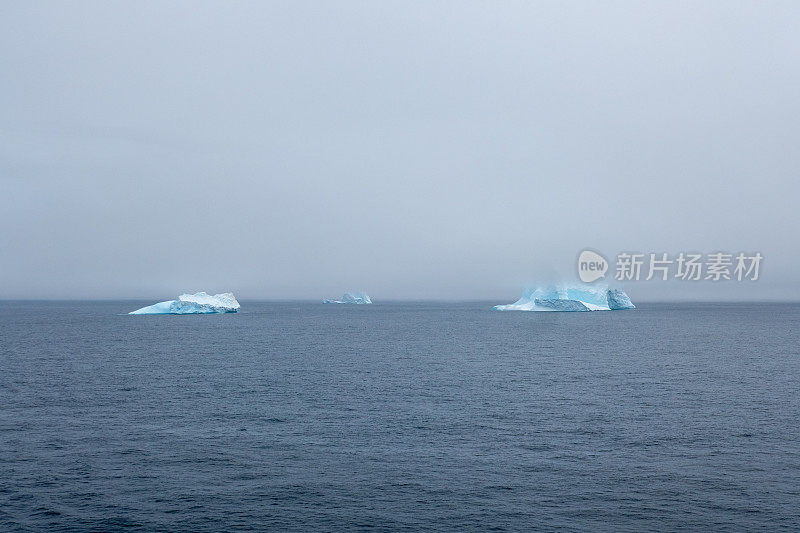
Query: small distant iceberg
[[323, 292, 372, 304], [494, 284, 634, 312], [130, 292, 240, 314]]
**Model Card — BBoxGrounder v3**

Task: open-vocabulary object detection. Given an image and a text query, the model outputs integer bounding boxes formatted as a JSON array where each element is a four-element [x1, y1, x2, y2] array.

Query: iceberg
[[129, 292, 240, 314], [323, 292, 372, 304], [606, 288, 635, 310], [494, 284, 634, 312]]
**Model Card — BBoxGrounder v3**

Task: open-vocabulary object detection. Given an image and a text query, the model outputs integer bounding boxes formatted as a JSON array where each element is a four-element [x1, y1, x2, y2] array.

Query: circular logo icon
[[577, 249, 608, 283]]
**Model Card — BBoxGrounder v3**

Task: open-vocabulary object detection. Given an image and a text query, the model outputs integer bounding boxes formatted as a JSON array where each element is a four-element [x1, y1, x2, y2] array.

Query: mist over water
[[1, 2, 799, 301], [3, 3, 799, 532]]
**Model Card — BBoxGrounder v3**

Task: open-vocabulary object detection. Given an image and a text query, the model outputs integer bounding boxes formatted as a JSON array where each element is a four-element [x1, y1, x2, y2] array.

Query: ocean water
[[1, 301, 799, 531]]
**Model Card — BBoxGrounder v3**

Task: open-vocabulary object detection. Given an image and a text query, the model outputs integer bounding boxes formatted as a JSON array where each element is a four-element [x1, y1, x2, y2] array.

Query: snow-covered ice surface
[[323, 292, 372, 304], [494, 284, 634, 312], [129, 292, 240, 314]]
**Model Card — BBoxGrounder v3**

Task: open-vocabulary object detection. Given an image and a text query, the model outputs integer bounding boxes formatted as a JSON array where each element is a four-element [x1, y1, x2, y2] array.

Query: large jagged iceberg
[[130, 292, 240, 314], [323, 292, 372, 304], [494, 284, 634, 312]]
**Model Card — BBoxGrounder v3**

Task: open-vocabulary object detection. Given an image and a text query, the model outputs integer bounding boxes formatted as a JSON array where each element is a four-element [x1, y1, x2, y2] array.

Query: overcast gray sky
[[1, 1, 798, 301]]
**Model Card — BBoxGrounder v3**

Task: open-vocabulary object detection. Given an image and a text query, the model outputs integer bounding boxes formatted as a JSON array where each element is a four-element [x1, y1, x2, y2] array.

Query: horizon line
[[1, 298, 798, 304]]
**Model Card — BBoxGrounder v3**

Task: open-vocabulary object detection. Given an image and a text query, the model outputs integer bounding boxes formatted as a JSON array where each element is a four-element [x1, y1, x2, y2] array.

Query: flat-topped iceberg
[[323, 292, 372, 304], [494, 284, 634, 312], [130, 292, 240, 314]]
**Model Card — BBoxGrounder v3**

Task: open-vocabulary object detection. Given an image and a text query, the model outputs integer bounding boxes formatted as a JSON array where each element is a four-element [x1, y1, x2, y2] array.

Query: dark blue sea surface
[[1, 301, 799, 531]]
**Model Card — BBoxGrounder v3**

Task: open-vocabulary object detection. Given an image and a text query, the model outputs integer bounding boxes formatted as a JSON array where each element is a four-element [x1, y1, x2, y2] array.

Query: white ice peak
[[129, 292, 240, 314], [323, 292, 372, 304]]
